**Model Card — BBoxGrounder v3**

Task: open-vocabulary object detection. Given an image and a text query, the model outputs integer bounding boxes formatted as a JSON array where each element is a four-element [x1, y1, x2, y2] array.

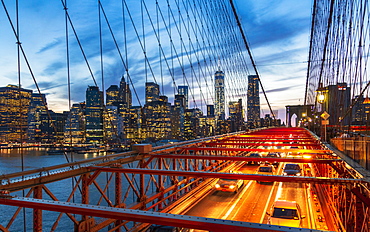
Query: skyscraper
[[106, 85, 119, 106], [85, 86, 104, 144], [178, 86, 189, 109], [171, 94, 186, 139], [145, 82, 160, 104], [28, 93, 48, 142], [64, 102, 86, 144], [0, 84, 32, 142], [214, 69, 225, 120], [247, 75, 260, 128], [119, 75, 132, 110], [229, 99, 243, 131]]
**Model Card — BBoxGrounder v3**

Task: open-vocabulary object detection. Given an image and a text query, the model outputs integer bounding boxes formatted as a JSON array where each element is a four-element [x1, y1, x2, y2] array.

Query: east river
[[0, 147, 106, 174], [0, 148, 120, 231]]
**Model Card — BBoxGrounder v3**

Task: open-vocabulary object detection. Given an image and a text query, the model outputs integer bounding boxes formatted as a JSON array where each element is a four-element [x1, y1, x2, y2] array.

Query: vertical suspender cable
[[229, 0, 276, 120]]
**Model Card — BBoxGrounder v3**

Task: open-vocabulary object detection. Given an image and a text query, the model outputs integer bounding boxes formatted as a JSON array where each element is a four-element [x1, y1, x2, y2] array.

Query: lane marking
[[259, 182, 280, 223], [221, 180, 253, 220]]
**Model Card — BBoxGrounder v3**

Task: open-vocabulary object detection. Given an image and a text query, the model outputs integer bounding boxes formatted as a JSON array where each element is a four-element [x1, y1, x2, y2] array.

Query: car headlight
[[215, 184, 220, 188], [283, 172, 287, 176], [296, 173, 301, 176], [229, 185, 236, 189]]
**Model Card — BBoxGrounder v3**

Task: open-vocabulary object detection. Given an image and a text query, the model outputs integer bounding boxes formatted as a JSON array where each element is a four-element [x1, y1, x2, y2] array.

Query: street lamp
[[316, 83, 327, 105], [316, 83, 328, 141]]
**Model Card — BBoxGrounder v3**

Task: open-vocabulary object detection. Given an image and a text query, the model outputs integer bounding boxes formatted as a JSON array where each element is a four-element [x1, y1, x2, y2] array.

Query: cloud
[[37, 38, 63, 54]]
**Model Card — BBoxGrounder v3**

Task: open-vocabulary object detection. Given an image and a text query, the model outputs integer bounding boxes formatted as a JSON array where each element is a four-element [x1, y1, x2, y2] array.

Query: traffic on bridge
[[0, 0, 370, 231], [0, 127, 369, 231]]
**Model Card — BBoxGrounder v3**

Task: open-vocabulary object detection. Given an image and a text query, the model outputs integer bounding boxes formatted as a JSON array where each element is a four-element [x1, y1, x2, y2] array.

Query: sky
[[0, 0, 313, 123]]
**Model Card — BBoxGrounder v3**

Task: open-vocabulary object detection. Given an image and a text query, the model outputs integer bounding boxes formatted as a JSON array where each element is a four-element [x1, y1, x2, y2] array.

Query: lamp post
[[316, 83, 329, 142]]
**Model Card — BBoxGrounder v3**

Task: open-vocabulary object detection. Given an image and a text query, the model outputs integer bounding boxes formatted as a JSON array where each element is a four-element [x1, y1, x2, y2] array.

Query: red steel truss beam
[[88, 167, 364, 184], [0, 197, 321, 232], [221, 139, 318, 142], [182, 147, 331, 154], [205, 142, 320, 147], [152, 154, 340, 164]]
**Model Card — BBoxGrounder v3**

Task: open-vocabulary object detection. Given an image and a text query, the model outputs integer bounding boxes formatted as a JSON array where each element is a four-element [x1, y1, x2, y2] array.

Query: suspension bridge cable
[[229, 0, 276, 120]]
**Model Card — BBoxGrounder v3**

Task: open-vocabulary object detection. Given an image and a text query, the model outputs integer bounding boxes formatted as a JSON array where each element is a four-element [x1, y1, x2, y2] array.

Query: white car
[[267, 200, 305, 227]]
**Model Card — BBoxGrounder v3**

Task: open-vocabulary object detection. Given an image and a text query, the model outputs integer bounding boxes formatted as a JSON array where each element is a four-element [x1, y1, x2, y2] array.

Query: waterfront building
[[126, 106, 144, 143], [145, 82, 160, 104], [229, 99, 244, 132], [247, 75, 260, 128], [144, 96, 172, 141], [0, 84, 32, 142], [39, 110, 67, 143], [207, 105, 215, 117], [184, 108, 202, 140], [117, 76, 132, 140], [214, 69, 225, 120], [178, 86, 189, 109], [28, 93, 48, 142], [171, 94, 186, 140], [118, 76, 132, 112], [103, 105, 121, 144], [106, 85, 119, 107], [199, 115, 216, 137], [64, 102, 86, 144], [85, 86, 104, 144]]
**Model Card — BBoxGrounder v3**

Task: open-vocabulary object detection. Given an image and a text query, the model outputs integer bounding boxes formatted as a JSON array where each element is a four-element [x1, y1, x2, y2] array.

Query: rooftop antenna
[[218, 56, 221, 71]]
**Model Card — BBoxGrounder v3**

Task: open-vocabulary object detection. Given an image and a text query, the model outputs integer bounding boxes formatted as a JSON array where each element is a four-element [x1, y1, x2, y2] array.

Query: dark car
[[265, 152, 280, 166], [283, 163, 302, 176], [256, 164, 275, 183], [246, 152, 263, 165]]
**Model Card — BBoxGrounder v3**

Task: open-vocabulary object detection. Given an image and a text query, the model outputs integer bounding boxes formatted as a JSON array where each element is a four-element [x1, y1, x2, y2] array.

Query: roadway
[[185, 162, 329, 231]]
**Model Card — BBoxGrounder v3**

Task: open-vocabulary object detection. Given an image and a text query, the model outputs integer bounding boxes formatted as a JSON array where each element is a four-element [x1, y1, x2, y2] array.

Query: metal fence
[[331, 137, 370, 171]]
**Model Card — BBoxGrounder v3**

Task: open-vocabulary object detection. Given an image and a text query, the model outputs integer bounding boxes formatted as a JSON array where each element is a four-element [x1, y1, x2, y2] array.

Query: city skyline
[[0, 1, 312, 123]]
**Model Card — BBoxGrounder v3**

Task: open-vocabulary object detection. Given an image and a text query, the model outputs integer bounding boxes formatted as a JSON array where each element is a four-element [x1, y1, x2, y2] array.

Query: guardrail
[[331, 137, 370, 171]]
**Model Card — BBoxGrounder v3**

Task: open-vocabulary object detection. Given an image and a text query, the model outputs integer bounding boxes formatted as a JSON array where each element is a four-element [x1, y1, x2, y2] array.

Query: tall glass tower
[[247, 75, 260, 128], [145, 82, 160, 104], [85, 86, 104, 144], [214, 69, 225, 120], [178, 86, 189, 109]]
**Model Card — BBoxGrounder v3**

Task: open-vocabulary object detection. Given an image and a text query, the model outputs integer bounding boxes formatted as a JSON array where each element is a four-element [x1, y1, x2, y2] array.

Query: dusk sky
[[0, 0, 313, 123]]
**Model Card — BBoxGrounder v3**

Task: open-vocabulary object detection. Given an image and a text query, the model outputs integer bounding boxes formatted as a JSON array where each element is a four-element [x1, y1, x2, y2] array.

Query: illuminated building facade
[[199, 116, 216, 137], [118, 76, 132, 112], [126, 106, 144, 143], [247, 75, 260, 128], [229, 99, 244, 131], [28, 93, 48, 142], [326, 83, 351, 125], [39, 110, 67, 143], [352, 95, 370, 124], [184, 108, 202, 140], [214, 69, 225, 120], [103, 105, 121, 144], [178, 86, 189, 109], [144, 95, 172, 141], [0, 84, 32, 142], [146, 82, 160, 104], [85, 86, 104, 144], [106, 85, 119, 106], [207, 105, 215, 117], [171, 94, 185, 140], [64, 102, 86, 144]]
